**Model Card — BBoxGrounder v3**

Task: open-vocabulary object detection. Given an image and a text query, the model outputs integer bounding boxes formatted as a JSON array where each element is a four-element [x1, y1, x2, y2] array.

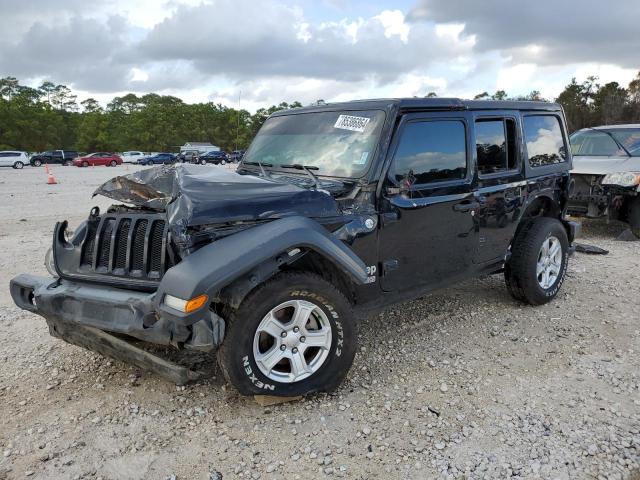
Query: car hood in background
[[571, 155, 640, 175], [93, 164, 341, 227]]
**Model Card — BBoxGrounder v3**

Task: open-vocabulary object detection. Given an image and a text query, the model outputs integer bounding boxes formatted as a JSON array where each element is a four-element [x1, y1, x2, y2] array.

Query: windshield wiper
[[243, 160, 272, 177], [281, 164, 321, 189], [590, 128, 631, 157]]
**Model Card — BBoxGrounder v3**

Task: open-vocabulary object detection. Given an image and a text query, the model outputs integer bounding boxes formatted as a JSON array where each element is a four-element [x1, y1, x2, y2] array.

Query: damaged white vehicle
[[568, 124, 640, 237]]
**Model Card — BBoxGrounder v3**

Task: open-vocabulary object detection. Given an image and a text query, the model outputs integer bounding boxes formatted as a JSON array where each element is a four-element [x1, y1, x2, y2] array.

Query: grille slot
[[78, 214, 170, 282]]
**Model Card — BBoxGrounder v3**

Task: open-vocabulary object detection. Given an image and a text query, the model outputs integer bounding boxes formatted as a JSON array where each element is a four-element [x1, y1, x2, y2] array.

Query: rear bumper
[[10, 274, 223, 350]]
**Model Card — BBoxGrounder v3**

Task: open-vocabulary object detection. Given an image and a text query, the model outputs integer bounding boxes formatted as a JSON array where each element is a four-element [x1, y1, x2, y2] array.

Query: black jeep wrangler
[[11, 98, 579, 397]]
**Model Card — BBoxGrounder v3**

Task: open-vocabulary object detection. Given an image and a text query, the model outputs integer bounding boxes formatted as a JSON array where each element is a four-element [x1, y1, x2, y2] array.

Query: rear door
[[471, 111, 526, 264], [378, 111, 478, 292]]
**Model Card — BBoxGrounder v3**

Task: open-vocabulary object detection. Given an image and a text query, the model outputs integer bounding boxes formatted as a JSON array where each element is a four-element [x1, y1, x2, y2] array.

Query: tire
[[218, 272, 357, 397], [64, 160, 73, 166], [13, 161, 24, 169], [109, 160, 117, 167], [221, 159, 226, 165], [33, 159, 42, 167], [147, 160, 154, 166], [629, 197, 640, 238], [200, 158, 207, 165], [82, 161, 89, 168], [505, 217, 569, 306]]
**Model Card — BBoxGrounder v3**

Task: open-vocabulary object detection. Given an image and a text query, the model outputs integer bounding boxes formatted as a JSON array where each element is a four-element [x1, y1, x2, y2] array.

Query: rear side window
[[390, 120, 467, 186], [523, 115, 566, 167], [475, 118, 517, 175]]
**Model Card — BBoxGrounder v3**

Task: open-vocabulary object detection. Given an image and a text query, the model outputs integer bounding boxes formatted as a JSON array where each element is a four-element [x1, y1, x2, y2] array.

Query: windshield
[[571, 128, 640, 157], [243, 109, 386, 177]]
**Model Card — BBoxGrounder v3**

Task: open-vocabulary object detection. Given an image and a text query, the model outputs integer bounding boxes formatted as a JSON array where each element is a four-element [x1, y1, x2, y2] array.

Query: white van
[[0, 151, 29, 169]]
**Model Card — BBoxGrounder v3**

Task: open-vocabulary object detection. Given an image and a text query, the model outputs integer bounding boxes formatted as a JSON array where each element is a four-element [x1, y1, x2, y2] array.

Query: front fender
[[155, 216, 368, 307]]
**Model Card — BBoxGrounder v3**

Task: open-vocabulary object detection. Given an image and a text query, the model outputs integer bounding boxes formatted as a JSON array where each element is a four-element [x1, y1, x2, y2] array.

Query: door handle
[[453, 201, 480, 212]]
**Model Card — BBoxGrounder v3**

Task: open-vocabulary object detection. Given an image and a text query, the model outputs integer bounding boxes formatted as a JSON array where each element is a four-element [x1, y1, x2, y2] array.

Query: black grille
[[80, 214, 171, 281]]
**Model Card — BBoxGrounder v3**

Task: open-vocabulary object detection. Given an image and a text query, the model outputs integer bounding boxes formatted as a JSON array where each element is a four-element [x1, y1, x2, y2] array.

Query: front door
[[378, 112, 478, 292]]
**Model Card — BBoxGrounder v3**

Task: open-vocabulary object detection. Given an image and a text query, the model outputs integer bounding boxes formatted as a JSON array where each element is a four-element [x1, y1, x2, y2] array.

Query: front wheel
[[200, 158, 207, 165], [33, 159, 42, 167], [221, 159, 226, 165], [505, 217, 569, 305], [82, 161, 89, 167], [109, 160, 117, 167], [218, 272, 357, 397]]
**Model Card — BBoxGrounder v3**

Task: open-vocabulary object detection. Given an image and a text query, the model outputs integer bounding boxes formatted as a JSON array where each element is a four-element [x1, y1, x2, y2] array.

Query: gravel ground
[[0, 165, 639, 480]]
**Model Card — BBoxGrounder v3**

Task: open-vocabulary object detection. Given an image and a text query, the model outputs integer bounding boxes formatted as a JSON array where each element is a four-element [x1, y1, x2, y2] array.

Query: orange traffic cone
[[44, 163, 50, 174], [47, 170, 57, 185]]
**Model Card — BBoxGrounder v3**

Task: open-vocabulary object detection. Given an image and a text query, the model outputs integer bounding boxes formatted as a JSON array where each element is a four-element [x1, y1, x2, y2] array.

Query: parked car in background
[[198, 150, 228, 165], [73, 152, 123, 167], [228, 150, 245, 162], [0, 151, 29, 169], [178, 150, 200, 163], [30, 150, 78, 167], [121, 151, 147, 163], [139, 153, 177, 165], [568, 124, 640, 237]]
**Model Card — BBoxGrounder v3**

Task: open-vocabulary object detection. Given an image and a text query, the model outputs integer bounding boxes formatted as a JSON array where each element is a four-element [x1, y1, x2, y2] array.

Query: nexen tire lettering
[[242, 356, 275, 391]]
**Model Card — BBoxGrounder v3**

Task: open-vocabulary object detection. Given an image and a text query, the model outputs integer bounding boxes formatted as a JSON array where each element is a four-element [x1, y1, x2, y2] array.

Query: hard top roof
[[272, 97, 563, 116]]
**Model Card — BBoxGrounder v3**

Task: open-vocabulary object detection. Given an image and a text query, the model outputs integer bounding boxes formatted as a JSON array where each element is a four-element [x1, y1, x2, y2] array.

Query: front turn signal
[[164, 293, 209, 313]]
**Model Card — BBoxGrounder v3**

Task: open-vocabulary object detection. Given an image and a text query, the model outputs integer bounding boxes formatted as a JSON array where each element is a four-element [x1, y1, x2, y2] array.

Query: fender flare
[[155, 216, 369, 306]]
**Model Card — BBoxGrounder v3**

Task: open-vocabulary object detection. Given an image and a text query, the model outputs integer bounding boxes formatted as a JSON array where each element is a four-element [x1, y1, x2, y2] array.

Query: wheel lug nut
[[280, 345, 286, 351], [300, 336, 306, 343], [292, 347, 298, 353], [280, 331, 287, 338], [293, 326, 300, 333]]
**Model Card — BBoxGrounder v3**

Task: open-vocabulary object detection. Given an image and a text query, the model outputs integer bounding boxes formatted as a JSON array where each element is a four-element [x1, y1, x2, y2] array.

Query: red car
[[73, 152, 123, 167]]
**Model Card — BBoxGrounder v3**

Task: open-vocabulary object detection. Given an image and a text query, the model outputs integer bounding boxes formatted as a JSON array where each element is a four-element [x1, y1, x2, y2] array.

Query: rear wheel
[[505, 217, 569, 305], [629, 197, 640, 238], [218, 272, 357, 396], [13, 161, 24, 169]]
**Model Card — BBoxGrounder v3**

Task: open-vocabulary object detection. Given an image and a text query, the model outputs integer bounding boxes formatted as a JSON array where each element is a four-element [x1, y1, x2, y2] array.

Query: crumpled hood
[[94, 164, 342, 227], [571, 155, 640, 175]]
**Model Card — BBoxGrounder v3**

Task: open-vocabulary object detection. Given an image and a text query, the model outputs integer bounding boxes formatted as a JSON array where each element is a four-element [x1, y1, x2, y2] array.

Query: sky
[[0, 0, 638, 112]]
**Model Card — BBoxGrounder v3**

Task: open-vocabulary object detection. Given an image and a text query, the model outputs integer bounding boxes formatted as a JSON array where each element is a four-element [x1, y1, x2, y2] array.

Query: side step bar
[[47, 317, 203, 385]]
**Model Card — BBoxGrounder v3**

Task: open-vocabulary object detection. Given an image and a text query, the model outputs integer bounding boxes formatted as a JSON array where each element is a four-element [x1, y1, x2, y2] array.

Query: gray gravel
[[0, 165, 639, 479]]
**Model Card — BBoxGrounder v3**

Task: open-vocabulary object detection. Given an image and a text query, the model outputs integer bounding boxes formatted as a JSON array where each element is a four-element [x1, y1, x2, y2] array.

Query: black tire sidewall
[[33, 159, 42, 167], [629, 197, 640, 238], [512, 218, 569, 305], [219, 274, 356, 396]]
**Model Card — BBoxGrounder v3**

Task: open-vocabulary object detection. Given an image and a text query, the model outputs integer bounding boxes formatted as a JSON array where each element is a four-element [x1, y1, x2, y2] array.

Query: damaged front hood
[[571, 155, 640, 175], [93, 164, 342, 227]]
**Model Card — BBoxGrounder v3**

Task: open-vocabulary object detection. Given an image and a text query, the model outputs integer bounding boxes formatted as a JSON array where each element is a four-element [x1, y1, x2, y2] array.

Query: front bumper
[[10, 274, 223, 350]]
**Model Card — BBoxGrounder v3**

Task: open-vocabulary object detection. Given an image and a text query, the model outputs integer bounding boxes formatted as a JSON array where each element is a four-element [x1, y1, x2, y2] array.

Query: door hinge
[[382, 259, 399, 275]]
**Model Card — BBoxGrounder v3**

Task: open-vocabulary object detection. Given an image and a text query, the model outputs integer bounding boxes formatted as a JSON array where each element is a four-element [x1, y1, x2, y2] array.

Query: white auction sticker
[[334, 115, 370, 132]]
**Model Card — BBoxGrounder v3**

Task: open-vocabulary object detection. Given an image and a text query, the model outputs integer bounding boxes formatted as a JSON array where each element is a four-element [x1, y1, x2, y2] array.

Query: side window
[[523, 115, 567, 167], [390, 120, 467, 187], [475, 118, 517, 175]]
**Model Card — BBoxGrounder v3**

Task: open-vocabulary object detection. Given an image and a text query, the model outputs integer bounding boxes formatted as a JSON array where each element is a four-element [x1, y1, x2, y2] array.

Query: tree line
[[0, 72, 639, 153]]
